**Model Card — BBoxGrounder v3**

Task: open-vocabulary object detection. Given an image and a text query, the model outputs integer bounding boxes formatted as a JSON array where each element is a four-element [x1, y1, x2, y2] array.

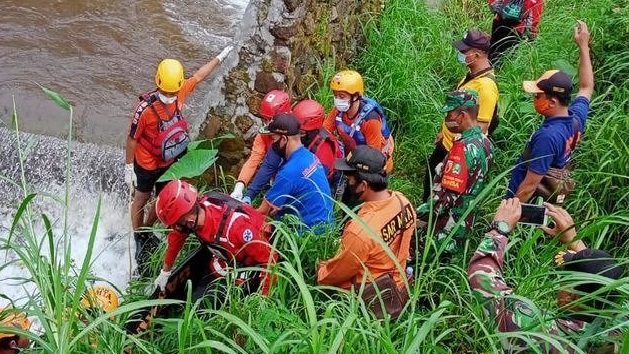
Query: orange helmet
[[156, 180, 198, 226], [0, 309, 30, 340], [80, 286, 120, 314], [292, 99, 324, 131], [259, 90, 291, 121]]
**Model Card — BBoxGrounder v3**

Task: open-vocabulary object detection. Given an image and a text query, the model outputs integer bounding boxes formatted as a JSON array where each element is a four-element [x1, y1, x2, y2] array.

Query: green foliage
[[2, 0, 629, 353], [38, 84, 72, 112], [157, 135, 233, 183]]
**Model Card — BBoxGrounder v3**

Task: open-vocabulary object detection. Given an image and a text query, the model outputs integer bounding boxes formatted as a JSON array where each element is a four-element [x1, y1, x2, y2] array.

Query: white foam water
[[0, 0, 250, 310], [0, 183, 134, 309]]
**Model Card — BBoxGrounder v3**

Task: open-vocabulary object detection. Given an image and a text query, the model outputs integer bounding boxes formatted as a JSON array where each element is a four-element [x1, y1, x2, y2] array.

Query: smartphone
[[519, 203, 548, 225]]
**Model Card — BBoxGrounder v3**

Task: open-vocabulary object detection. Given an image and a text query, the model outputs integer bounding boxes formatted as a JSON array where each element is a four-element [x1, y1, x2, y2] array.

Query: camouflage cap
[[439, 89, 479, 112]]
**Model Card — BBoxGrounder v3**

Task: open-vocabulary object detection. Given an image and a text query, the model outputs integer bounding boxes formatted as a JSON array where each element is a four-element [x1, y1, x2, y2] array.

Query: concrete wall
[[198, 0, 384, 179]]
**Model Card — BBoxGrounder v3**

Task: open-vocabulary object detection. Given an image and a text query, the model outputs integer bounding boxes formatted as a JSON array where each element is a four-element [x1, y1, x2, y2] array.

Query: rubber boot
[[134, 232, 161, 278]]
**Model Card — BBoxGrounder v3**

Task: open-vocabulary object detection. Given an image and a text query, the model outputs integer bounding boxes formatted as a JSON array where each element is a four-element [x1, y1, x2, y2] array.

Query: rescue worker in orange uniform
[[317, 145, 415, 292], [125, 45, 233, 276], [323, 70, 394, 173], [230, 90, 291, 203]]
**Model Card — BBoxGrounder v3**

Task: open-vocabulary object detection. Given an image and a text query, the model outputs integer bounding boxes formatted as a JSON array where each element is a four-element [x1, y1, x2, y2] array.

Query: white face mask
[[158, 92, 177, 104], [445, 121, 459, 129], [334, 98, 351, 112], [457, 51, 467, 64]]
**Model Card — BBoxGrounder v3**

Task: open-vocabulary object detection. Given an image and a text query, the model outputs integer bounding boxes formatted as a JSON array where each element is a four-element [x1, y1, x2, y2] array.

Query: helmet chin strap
[[193, 206, 200, 231]]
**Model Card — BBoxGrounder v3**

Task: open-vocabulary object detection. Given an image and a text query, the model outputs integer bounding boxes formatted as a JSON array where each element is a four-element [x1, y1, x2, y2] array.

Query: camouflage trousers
[[410, 212, 468, 264]]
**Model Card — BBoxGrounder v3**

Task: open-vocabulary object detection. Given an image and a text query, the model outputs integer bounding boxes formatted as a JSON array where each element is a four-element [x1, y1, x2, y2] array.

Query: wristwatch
[[488, 220, 511, 236]]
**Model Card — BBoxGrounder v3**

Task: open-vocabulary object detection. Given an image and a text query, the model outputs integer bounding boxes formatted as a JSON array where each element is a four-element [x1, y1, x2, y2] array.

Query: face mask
[[334, 98, 351, 112], [271, 137, 287, 158], [445, 121, 459, 129], [158, 92, 177, 104], [346, 181, 364, 200], [444, 111, 461, 130], [457, 51, 467, 64], [534, 96, 553, 116]]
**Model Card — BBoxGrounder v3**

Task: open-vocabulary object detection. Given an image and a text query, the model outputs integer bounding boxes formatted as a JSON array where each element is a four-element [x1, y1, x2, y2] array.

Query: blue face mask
[[457, 51, 467, 64]]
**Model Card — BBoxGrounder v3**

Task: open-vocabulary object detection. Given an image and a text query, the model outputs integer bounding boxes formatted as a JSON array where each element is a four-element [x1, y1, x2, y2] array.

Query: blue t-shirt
[[264, 146, 334, 229], [245, 148, 283, 200], [506, 96, 590, 199]]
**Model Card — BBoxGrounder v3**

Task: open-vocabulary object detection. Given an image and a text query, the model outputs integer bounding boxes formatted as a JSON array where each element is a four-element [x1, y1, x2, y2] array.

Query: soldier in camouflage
[[416, 89, 494, 256], [469, 198, 625, 353]]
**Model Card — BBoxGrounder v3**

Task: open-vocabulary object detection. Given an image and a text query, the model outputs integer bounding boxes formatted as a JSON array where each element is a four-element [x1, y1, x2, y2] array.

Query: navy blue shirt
[[506, 96, 590, 199], [264, 146, 334, 229], [245, 148, 283, 201]]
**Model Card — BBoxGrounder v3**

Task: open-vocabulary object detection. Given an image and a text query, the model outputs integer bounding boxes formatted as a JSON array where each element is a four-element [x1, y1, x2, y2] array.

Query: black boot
[[134, 232, 161, 278]]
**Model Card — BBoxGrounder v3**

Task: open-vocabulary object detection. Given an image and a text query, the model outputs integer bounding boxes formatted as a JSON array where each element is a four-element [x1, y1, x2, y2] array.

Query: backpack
[[497, 0, 526, 23], [138, 91, 191, 161], [307, 128, 344, 180], [201, 192, 266, 244], [334, 96, 392, 144]]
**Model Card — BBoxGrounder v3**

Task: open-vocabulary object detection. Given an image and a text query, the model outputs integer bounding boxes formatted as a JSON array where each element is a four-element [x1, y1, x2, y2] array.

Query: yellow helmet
[[80, 286, 119, 314], [155, 59, 185, 93], [0, 309, 30, 339], [330, 70, 364, 96]]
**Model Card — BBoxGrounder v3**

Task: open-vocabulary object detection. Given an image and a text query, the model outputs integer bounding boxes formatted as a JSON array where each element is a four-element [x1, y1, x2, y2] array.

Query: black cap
[[259, 113, 301, 136], [556, 249, 624, 293], [334, 145, 386, 174], [523, 70, 573, 101], [453, 28, 491, 52]]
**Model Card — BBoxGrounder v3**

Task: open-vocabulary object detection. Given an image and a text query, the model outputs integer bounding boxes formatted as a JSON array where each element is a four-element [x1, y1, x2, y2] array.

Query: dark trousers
[[489, 19, 521, 66], [422, 141, 448, 202]]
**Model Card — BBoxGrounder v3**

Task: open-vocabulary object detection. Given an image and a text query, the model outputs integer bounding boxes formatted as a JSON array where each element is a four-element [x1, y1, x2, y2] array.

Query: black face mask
[[301, 130, 318, 148], [271, 137, 287, 158], [346, 181, 364, 200]]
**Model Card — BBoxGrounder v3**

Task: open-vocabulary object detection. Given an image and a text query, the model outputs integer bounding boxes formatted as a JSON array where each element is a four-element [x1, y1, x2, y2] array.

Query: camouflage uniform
[[468, 232, 588, 353], [420, 124, 494, 253]]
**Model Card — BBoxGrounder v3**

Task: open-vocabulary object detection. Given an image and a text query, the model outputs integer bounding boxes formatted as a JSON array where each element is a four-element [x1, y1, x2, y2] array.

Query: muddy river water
[[0, 0, 248, 147]]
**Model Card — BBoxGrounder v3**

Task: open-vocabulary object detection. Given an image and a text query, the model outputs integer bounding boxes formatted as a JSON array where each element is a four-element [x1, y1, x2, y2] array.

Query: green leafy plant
[[157, 134, 234, 182]]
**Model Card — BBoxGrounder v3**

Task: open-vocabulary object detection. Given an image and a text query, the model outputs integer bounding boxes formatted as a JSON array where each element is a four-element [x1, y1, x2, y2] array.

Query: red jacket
[[164, 198, 277, 294]]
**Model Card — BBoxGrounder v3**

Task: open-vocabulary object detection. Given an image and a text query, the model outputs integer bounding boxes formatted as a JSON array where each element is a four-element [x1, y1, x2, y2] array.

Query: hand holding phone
[[539, 202, 578, 245], [518, 203, 548, 225]]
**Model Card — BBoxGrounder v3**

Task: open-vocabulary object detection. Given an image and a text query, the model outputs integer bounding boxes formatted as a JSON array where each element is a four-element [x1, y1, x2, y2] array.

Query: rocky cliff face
[[198, 0, 383, 180]]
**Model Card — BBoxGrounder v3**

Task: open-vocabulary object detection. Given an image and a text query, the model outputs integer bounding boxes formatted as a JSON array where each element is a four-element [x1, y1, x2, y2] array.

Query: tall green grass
[[2, 0, 628, 353]]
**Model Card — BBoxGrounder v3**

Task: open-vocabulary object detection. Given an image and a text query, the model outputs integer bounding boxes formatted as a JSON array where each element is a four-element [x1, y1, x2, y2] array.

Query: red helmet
[[259, 90, 291, 121], [292, 99, 324, 131], [155, 180, 198, 226]]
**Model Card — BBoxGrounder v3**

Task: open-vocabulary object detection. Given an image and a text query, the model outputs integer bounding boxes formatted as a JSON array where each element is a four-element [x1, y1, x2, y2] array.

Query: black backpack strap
[[203, 192, 243, 244], [139, 91, 165, 121], [215, 209, 231, 244], [457, 67, 495, 89], [140, 90, 180, 122]]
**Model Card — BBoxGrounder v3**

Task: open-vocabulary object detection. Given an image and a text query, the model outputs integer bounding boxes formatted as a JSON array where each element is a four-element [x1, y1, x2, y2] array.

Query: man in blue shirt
[[507, 21, 593, 203], [257, 113, 334, 233]]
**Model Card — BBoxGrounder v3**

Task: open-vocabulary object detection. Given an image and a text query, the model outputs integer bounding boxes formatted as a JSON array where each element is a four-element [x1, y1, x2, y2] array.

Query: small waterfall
[[0, 0, 250, 306], [0, 126, 135, 307]]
